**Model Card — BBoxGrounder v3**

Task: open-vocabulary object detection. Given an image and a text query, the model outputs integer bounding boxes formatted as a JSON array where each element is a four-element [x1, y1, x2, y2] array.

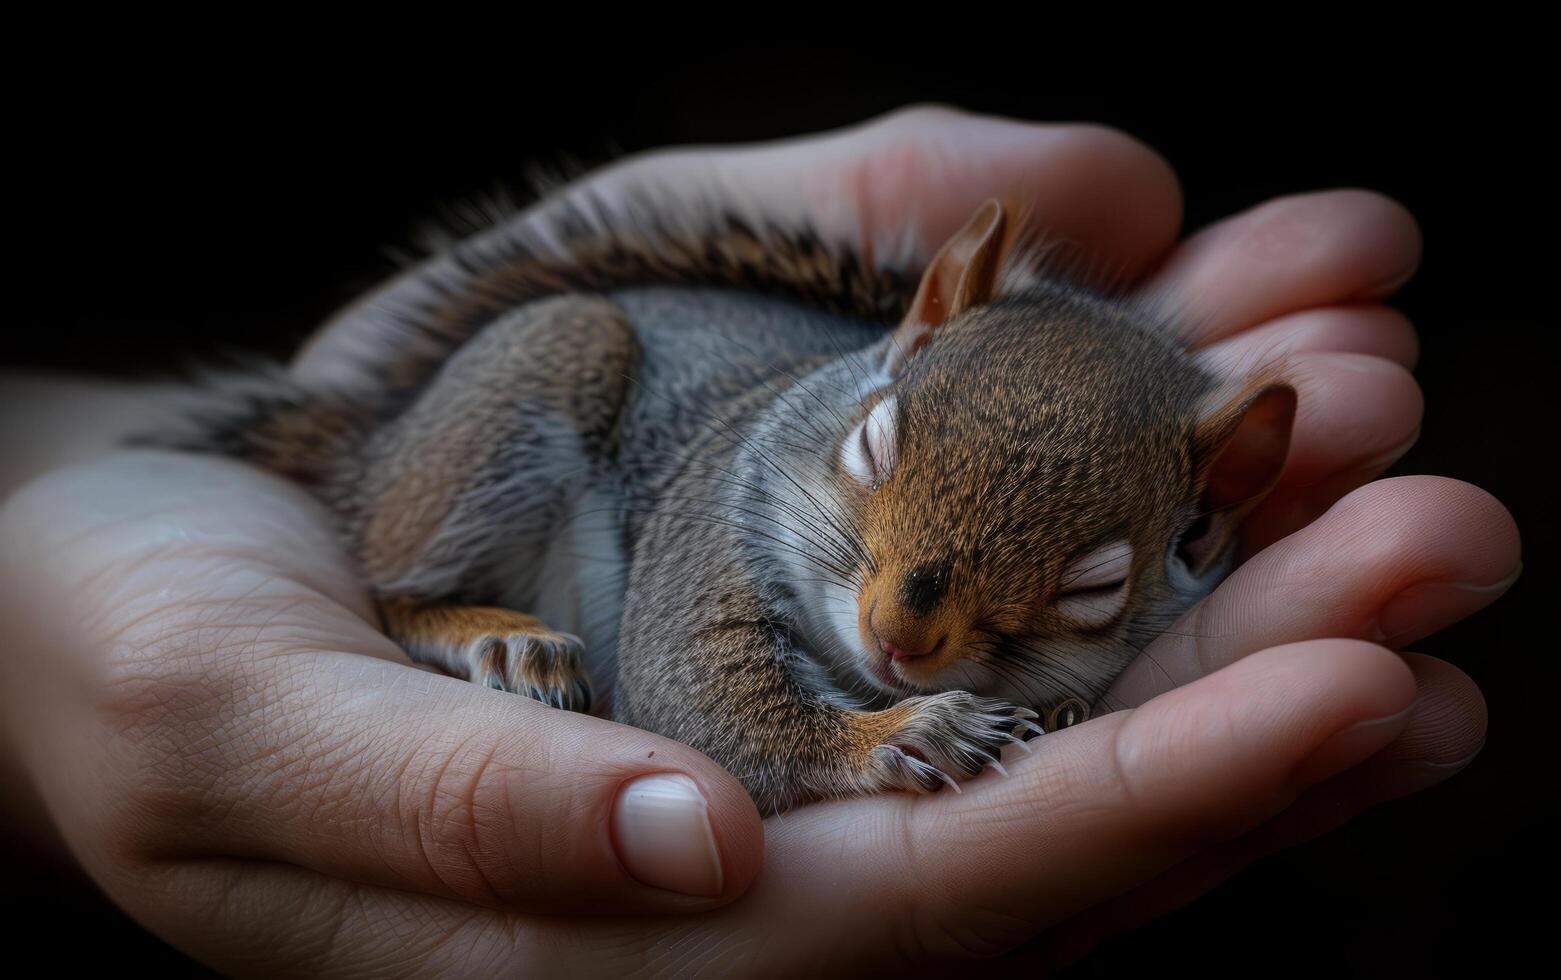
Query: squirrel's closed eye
[[841, 395, 898, 486], [1054, 541, 1133, 626]]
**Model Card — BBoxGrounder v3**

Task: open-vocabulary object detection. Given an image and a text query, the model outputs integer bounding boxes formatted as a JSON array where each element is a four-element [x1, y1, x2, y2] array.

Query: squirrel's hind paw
[[380, 599, 594, 713], [470, 629, 592, 712]]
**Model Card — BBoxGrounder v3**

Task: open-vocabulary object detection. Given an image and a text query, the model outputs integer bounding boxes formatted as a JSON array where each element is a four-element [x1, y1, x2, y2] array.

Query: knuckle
[[398, 730, 543, 904], [875, 102, 970, 128]]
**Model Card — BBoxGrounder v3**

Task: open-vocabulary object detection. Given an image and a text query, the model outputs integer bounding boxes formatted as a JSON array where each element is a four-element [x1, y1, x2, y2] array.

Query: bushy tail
[[132, 363, 375, 485], [141, 179, 924, 478], [359, 184, 922, 394]]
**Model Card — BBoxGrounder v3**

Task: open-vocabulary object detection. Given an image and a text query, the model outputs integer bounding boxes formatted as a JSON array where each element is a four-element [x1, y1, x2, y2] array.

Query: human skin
[[0, 107, 1520, 975]]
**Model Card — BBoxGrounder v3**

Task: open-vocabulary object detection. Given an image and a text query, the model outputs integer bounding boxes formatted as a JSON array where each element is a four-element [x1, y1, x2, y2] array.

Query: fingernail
[[1371, 260, 1420, 298], [612, 773, 723, 898], [1296, 706, 1414, 785], [1414, 748, 1482, 773], [1353, 747, 1484, 798], [1374, 565, 1522, 647]]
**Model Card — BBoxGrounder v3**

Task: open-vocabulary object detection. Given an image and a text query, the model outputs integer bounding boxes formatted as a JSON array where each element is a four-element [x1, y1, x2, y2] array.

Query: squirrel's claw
[[1014, 717, 1046, 739], [864, 691, 1035, 797], [469, 628, 593, 713], [872, 744, 962, 794]]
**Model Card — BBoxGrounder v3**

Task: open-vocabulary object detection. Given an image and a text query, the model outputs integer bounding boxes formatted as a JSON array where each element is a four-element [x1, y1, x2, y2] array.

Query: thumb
[[189, 657, 767, 915]]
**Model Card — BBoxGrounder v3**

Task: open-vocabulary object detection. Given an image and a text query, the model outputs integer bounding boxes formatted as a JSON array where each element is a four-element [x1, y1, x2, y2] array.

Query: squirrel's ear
[[1179, 380, 1297, 576], [884, 199, 1008, 375]]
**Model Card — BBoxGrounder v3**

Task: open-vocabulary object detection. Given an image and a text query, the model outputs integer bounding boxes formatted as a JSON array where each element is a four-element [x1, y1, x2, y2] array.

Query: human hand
[[0, 106, 1518, 974]]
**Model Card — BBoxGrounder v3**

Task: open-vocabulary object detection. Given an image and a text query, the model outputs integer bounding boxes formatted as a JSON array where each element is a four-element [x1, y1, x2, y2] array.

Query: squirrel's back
[[605, 286, 883, 510]]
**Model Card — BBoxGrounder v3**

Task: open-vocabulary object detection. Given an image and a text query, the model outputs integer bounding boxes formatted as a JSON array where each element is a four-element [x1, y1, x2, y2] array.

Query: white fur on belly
[[496, 484, 626, 701]]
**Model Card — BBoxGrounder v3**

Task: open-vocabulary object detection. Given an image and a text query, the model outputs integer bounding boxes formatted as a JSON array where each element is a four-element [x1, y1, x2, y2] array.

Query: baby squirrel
[[150, 184, 1296, 814]]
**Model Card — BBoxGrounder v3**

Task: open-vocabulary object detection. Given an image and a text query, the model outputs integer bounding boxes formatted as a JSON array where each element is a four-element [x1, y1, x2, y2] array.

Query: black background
[[5, 41, 1554, 977]]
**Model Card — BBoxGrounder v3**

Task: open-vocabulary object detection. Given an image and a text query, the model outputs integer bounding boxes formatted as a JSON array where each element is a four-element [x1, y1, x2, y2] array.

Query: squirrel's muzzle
[[859, 566, 975, 688]]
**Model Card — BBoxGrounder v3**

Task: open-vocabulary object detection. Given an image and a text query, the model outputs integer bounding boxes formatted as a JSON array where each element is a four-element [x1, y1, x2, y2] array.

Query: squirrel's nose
[[871, 607, 946, 661], [878, 634, 945, 661], [901, 562, 951, 616]]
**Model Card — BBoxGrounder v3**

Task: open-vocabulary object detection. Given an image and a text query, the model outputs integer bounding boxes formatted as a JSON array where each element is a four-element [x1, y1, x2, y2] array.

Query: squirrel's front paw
[[869, 692, 1038, 794], [468, 627, 592, 711]]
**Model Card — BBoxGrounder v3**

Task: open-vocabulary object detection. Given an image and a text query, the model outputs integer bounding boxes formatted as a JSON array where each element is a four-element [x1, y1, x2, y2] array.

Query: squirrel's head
[[801, 201, 1297, 719]]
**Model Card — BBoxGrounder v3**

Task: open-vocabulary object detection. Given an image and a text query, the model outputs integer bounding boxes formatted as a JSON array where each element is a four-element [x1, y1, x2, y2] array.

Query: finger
[[1217, 350, 1424, 554], [295, 106, 1183, 385], [657, 640, 1416, 972], [1027, 651, 1484, 972], [132, 851, 663, 977], [1198, 305, 1419, 374], [913, 641, 1413, 942], [1136, 190, 1422, 345], [1188, 652, 1485, 841], [2, 453, 763, 916], [1109, 477, 1521, 706], [115, 860, 521, 976], [728, 104, 1184, 276]]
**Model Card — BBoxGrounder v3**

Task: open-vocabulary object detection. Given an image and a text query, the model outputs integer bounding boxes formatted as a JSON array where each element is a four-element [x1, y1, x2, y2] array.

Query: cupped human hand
[[305, 104, 1506, 833], [0, 106, 1518, 974], [0, 453, 1512, 975]]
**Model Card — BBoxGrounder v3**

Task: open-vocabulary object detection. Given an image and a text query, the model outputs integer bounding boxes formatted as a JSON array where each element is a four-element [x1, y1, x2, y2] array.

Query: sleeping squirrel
[[148, 182, 1297, 814]]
